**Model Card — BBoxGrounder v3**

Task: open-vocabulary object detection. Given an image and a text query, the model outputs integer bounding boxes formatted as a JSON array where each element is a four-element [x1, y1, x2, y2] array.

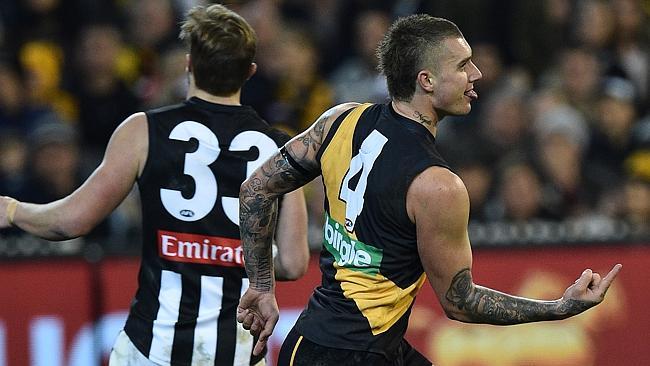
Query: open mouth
[[464, 89, 478, 100]]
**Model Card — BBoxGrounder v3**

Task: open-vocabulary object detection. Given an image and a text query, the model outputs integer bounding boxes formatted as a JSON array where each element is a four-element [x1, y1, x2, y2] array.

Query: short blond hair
[[180, 4, 256, 96]]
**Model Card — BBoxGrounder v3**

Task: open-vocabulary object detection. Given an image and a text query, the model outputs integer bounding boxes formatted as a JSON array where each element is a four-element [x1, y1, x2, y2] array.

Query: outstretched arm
[[408, 166, 622, 325], [237, 102, 358, 355], [0, 113, 148, 240]]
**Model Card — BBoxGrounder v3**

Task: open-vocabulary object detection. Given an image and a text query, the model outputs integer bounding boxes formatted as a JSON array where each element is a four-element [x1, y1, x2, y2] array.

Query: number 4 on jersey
[[339, 130, 388, 233]]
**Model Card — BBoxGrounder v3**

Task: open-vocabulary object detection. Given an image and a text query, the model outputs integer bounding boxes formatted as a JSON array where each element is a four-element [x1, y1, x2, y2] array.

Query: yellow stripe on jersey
[[320, 103, 372, 241], [319, 103, 424, 335], [337, 269, 426, 335]]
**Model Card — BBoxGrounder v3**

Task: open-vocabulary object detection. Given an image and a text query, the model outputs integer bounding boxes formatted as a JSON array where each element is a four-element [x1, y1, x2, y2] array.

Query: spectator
[[329, 9, 390, 104], [17, 122, 80, 203], [510, 0, 573, 83], [574, 0, 616, 53], [494, 156, 554, 221], [145, 46, 188, 108], [239, 0, 284, 122], [6, 0, 81, 52], [542, 47, 603, 121], [264, 25, 334, 134], [478, 89, 533, 162], [620, 177, 650, 234], [585, 77, 639, 211], [456, 160, 494, 221], [0, 59, 56, 134], [611, 0, 650, 113], [18, 40, 77, 123], [68, 22, 141, 166], [125, 0, 183, 104], [534, 105, 592, 218], [12, 121, 114, 239], [278, 0, 346, 73]]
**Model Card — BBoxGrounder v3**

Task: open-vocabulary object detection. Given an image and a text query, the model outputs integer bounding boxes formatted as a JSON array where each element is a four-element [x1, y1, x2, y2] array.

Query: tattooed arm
[[237, 102, 359, 355], [407, 167, 622, 325], [239, 102, 359, 292]]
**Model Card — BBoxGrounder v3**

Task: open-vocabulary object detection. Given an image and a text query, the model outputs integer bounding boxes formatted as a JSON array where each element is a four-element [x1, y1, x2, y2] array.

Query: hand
[[237, 288, 279, 356], [561, 264, 622, 314]]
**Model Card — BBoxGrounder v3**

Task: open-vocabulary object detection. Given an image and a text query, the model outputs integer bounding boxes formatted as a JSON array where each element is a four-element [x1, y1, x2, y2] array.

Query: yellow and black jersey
[[295, 103, 449, 358]]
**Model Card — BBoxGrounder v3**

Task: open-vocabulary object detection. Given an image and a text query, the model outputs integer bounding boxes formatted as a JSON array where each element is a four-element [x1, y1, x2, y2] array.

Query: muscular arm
[[239, 102, 358, 292], [0, 113, 148, 240], [408, 167, 621, 325], [444, 269, 589, 324]]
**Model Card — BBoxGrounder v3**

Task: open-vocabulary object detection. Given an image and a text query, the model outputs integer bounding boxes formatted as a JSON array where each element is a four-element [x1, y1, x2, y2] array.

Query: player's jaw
[[434, 85, 477, 117]]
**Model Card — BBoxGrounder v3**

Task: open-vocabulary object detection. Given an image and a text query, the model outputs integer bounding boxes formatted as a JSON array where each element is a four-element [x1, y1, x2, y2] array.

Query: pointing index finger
[[599, 264, 622, 291]]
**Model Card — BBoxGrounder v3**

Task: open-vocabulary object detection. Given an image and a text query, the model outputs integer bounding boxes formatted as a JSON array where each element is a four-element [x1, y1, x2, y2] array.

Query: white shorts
[[109, 331, 158, 366], [109, 330, 266, 366]]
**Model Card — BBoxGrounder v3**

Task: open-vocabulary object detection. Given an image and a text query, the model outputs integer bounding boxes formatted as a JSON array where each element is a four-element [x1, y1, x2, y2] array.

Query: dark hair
[[376, 14, 463, 101], [179, 4, 256, 96]]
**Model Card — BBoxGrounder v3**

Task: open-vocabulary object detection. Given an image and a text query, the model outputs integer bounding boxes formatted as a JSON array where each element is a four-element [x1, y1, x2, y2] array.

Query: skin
[[0, 60, 309, 280], [236, 35, 622, 356]]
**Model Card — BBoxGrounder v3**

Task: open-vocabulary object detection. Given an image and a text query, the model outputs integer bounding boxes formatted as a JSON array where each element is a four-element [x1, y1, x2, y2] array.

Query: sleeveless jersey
[[294, 103, 449, 358], [124, 97, 288, 366]]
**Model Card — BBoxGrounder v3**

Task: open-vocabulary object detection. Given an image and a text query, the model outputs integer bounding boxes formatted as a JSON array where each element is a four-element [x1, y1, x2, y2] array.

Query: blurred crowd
[[0, 0, 649, 251]]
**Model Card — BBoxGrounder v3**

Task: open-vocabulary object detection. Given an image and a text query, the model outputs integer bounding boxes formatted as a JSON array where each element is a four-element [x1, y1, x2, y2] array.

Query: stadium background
[[0, 0, 649, 365]]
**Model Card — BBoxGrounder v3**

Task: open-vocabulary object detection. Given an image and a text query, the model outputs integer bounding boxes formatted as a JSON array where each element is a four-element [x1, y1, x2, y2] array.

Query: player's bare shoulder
[[288, 102, 361, 170], [317, 102, 361, 141], [331, 102, 362, 114], [406, 166, 470, 223], [106, 112, 149, 177], [117, 112, 148, 133]]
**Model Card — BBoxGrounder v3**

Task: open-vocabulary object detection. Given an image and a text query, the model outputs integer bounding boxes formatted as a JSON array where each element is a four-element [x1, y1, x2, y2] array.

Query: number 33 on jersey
[[160, 120, 278, 224]]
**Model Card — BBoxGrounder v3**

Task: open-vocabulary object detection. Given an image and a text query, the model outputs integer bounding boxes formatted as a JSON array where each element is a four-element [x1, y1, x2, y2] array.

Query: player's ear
[[417, 71, 435, 93], [247, 63, 257, 80], [185, 54, 192, 73]]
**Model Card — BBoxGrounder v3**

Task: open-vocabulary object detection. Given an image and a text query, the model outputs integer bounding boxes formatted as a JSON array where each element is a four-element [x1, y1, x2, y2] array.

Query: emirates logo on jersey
[[158, 230, 244, 267]]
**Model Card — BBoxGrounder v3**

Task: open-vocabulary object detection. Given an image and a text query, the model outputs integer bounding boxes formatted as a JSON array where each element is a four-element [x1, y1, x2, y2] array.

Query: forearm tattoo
[[445, 268, 593, 324], [239, 186, 277, 292], [240, 113, 330, 291]]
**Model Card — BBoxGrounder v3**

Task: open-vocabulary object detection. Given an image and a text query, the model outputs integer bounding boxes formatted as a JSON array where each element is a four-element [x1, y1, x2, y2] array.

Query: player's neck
[[187, 85, 242, 106], [391, 99, 438, 136]]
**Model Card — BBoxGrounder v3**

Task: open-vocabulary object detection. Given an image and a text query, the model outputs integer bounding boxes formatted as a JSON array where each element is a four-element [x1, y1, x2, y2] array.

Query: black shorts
[[277, 326, 432, 366]]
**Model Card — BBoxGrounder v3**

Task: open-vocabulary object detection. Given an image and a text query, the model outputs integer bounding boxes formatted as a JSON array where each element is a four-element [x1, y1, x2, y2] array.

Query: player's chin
[[463, 96, 477, 112], [449, 103, 473, 116], [439, 100, 473, 117]]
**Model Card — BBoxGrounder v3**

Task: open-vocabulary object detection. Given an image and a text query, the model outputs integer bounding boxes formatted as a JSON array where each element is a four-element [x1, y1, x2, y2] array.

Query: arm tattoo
[[240, 107, 341, 291], [239, 146, 319, 292], [239, 184, 277, 292], [445, 268, 593, 324], [290, 109, 331, 172]]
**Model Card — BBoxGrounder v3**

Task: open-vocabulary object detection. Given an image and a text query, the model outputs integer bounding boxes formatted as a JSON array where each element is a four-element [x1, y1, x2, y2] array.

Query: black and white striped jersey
[[123, 97, 288, 366]]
